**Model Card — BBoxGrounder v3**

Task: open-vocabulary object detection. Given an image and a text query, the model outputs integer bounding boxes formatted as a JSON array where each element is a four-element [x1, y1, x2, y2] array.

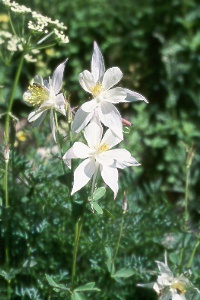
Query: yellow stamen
[[171, 282, 186, 294], [25, 83, 49, 106], [89, 82, 103, 97], [96, 143, 109, 154]]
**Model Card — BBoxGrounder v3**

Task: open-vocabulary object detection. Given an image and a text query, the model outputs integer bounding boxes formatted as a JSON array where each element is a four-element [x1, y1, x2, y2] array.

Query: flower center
[[96, 143, 109, 154], [25, 83, 49, 106], [171, 282, 186, 294], [89, 82, 103, 97]]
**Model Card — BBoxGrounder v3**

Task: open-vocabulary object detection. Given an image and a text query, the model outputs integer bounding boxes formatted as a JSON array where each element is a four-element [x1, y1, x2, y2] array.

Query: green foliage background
[[0, 0, 200, 299]]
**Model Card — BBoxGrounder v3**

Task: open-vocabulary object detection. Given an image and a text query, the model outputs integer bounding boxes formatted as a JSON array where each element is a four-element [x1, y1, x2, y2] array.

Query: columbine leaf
[[105, 246, 112, 259], [45, 274, 60, 288], [103, 208, 115, 219], [112, 268, 134, 278], [74, 282, 100, 292], [92, 202, 103, 214], [92, 187, 106, 201], [72, 291, 87, 300]]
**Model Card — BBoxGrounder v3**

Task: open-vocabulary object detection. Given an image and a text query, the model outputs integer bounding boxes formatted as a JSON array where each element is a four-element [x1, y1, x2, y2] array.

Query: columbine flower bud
[[122, 118, 132, 127], [4, 146, 10, 163]]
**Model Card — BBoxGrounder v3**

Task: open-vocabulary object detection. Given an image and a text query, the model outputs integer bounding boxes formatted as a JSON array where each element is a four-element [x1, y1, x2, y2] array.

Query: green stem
[[184, 166, 190, 229], [111, 212, 125, 275], [5, 54, 24, 144], [71, 218, 83, 290], [4, 54, 24, 208], [4, 162, 9, 208], [187, 239, 200, 269], [54, 110, 67, 175]]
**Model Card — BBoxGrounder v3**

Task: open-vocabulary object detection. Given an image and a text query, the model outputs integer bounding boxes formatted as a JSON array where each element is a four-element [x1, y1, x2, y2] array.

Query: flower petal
[[34, 74, 44, 85], [84, 118, 103, 148], [156, 261, 173, 277], [102, 67, 123, 90], [103, 87, 127, 103], [51, 59, 68, 94], [50, 109, 56, 142], [28, 110, 46, 123], [100, 164, 118, 199], [55, 93, 66, 115], [98, 101, 123, 139], [71, 158, 96, 195], [79, 70, 95, 93], [100, 128, 122, 149], [72, 107, 94, 134], [123, 88, 148, 103], [70, 142, 91, 159], [63, 142, 91, 168], [81, 99, 98, 113], [91, 41, 105, 83], [105, 149, 140, 169]]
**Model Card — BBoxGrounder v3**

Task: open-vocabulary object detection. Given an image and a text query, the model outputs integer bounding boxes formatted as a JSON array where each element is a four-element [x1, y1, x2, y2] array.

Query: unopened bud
[[122, 118, 132, 127], [4, 146, 10, 163]]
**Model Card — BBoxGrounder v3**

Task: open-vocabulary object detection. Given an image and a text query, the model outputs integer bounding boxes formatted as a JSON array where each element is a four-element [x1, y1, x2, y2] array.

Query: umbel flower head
[[23, 60, 67, 142], [63, 118, 140, 198], [72, 41, 148, 140], [138, 261, 200, 300]]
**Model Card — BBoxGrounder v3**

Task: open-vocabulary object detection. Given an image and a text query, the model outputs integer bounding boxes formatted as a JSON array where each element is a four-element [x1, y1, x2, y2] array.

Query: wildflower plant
[[0, 3, 199, 298]]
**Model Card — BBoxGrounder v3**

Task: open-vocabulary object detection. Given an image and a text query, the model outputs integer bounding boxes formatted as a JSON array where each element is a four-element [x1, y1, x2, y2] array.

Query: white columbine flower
[[138, 261, 200, 300], [72, 41, 148, 140], [63, 119, 140, 198], [23, 60, 67, 142]]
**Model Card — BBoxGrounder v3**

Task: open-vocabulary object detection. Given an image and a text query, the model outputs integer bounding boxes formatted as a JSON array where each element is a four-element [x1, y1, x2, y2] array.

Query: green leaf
[[92, 187, 106, 201], [45, 274, 60, 288], [105, 246, 112, 259], [74, 282, 100, 292], [112, 268, 134, 278], [92, 202, 103, 214], [103, 208, 115, 219], [72, 291, 87, 300]]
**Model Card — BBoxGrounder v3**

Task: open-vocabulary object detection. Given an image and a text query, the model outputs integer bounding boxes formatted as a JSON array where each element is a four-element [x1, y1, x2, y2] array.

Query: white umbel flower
[[72, 42, 148, 140], [23, 60, 68, 142], [63, 119, 140, 198]]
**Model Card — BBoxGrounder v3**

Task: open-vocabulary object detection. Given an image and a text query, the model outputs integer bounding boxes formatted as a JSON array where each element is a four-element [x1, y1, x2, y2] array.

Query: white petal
[[30, 110, 48, 127], [105, 149, 139, 166], [81, 99, 98, 113], [100, 164, 118, 199], [34, 74, 44, 85], [63, 142, 91, 169], [98, 101, 123, 139], [100, 128, 122, 149], [79, 70, 95, 93], [172, 294, 186, 300], [91, 41, 105, 83], [102, 67, 123, 90], [103, 87, 127, 103], [51, 59, 68, 94], [55, 93, 66, 115], [84, 119, 103, 149], [123, 88, 148, 103], [70, 142, 91, 159], [50, 109, 56, 142], [72, 107, 94, 134], [28, 110, 45, 122], [63, 146, 77, 169], [156, 261, 173, 277], [96, 154, 114, 166], [39, 99, 54, 110], [71, 158, 96, 195]]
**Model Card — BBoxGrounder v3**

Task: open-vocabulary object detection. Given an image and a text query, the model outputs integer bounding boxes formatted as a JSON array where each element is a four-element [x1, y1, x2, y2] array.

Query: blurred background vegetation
[[0, 0, 200, 299]]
